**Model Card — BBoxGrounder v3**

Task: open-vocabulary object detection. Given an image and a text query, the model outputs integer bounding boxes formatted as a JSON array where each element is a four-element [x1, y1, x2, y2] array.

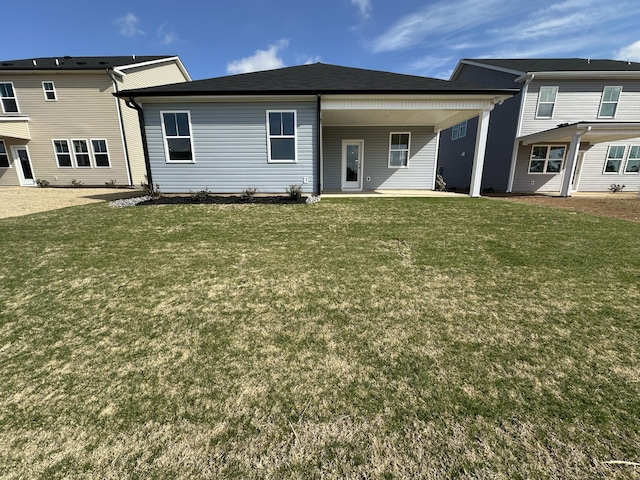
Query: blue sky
[[7, 0, 640, 80]]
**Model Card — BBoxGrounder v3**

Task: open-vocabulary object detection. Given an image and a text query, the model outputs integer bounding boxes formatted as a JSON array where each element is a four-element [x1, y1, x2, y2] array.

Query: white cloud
[[616, 40, 640, 62], [351, 0, 372, 19], [157, 24, 177, 45], [226, 40, 289, 74], [117, 12, 144, 37], [370, 0, 506, 52]]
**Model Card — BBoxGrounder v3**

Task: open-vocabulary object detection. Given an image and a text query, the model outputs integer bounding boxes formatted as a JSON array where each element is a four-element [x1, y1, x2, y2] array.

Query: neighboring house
[[438, 58, 640, 196], [115, 63, 515, 196], [0, 55, 190, 187]]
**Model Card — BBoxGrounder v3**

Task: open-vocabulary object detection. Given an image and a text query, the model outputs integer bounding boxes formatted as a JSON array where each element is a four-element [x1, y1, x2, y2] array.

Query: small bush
[[190, 188, 210, 203], [241, 187, 258, 201], [70, 179, 83, 187], [609, 184, 625, 193], [36, 179, 50, 188], [140, 179, 162, 199], [287, 184, 303, 201], [105, 179, 117, 187]]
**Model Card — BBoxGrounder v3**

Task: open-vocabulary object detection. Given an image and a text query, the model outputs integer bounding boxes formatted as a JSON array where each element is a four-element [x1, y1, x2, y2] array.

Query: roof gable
[[460, 58, 640, 74], [117, 63, 516, 97], [0, 55, 176, 71]]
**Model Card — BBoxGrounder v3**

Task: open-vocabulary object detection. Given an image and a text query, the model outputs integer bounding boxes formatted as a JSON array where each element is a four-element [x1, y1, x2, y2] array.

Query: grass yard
[[0, 197, 639, 479]]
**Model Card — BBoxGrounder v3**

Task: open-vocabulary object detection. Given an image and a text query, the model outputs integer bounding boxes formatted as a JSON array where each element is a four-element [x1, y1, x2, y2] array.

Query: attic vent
[[76, 61, 87, 65], [1, 63, 13, 66], [98, 61, 107, 65], [64, 56, 71, 59]]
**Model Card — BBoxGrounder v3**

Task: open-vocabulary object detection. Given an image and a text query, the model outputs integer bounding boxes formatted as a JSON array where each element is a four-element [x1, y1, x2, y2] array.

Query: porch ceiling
[[0, 117, 30, 140], [322, 108, 483, 129], [519, 122, 640, 146]]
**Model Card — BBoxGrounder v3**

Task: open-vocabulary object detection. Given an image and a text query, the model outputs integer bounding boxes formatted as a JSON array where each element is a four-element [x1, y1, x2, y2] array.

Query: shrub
[[287, 184, 303, 201], [105, 179, 117, 187], [609, 184, 625, 193], [190, 188, 210, 203], [140, 179, 162, 199], [36, 179, 50, 188], [70, 179, 83, 187], [241, 187, 258, 201]]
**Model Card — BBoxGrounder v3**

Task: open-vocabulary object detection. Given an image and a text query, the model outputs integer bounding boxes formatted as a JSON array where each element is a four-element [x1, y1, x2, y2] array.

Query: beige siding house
[[0, 56, 190, 187]]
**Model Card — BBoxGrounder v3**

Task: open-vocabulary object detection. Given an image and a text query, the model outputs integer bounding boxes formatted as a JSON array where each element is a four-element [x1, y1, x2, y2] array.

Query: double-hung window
[[389, 132, 410, 168], [599, 86, 622, 118], [0, 82, 19, 113], [53, 140, 72, 167], [267, 111, 296, 162], [604, 145, 625, 173], [42, 81, 57, 101], [0, 140, 9, 168], [451, 120, 467, 140], [73, 139, 91, 167], [535, 87, 558, 118], [161, 111, 193, 162], [625, 146, 640, 173], [91, 139, 110, 167], [529, 145, 566, 173]]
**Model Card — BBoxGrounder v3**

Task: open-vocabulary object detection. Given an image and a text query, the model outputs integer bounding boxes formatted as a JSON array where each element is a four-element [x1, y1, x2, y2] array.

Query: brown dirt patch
[[0, 187, 140, 219], [490, 192, 640, 223]]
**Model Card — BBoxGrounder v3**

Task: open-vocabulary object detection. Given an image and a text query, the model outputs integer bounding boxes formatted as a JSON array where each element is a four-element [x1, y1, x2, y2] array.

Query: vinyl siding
[[511, 143, 566, 193], [143, 100, 317, 193], [439, 64, 523, 192], [322, 126, 436, 190], [0, 137, 21, 186], [577, 141, 640, 191], [0, 72, 127, 186], [521, 80, 640, 136], [119, 61, 190, 185]]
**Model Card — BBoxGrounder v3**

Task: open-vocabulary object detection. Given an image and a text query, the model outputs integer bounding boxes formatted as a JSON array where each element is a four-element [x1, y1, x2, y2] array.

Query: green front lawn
[[1, 198, 639, 479]]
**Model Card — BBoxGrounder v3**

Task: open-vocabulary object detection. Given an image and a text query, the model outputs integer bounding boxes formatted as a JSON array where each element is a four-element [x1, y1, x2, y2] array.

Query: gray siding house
[[438, 58, 640, 195], [116, 63, 515, 196]]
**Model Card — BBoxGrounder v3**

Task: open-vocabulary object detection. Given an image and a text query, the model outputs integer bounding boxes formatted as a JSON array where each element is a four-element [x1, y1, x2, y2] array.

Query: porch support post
[[559, 128, 588, 197], [469, 109, 491, 198]]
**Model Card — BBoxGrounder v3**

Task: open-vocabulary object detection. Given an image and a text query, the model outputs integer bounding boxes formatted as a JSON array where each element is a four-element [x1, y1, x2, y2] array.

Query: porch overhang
[[518, 122, 640, 146], [320, 94, 510, 130], [0, 116, 31, 140]]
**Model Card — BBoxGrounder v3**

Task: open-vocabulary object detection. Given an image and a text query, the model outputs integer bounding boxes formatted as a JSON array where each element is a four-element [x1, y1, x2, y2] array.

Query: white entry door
[[341, 140, 364, 191], [12, 146, 36, 186]]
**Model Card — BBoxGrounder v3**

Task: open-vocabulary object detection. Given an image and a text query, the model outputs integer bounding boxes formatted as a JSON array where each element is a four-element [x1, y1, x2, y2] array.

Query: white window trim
[[535, 86, 558, 119], [624, 145, 640, 174], [388, 132, 411, 169], [0, 140, 10, 168], [451, 121, 467, 141], [160, 110, 195, 163], [52, 139, 73, 168], [91, 139, 111, 168], [42, 81, 57, 101], [266, 110, 297, 163], [603, 145, 626, 174], [72, 139, 92, 168], [598, 86, 622, 119], [528, 144, 567, 174], [0, 81, 20, 113]]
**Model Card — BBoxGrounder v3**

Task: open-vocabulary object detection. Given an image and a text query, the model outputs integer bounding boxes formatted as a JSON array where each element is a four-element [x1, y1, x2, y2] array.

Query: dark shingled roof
[[464, 58, 640, 73], [0, 55, 175, 70], [116, 63, 516, 97]]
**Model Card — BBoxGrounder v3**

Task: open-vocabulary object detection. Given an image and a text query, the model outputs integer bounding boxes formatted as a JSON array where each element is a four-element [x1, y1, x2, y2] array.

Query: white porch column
[[469, 109, 491, 198], [559, 129, 588, 197]]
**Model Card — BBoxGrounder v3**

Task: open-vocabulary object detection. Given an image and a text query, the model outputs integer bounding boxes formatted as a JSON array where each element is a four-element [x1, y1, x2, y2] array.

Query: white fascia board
[[114, 56, 192, 81], [0, 116, 30, 122], [519, 71, 640, 80], [131, 95, 317, 104], [454, 60, 527, 78]]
